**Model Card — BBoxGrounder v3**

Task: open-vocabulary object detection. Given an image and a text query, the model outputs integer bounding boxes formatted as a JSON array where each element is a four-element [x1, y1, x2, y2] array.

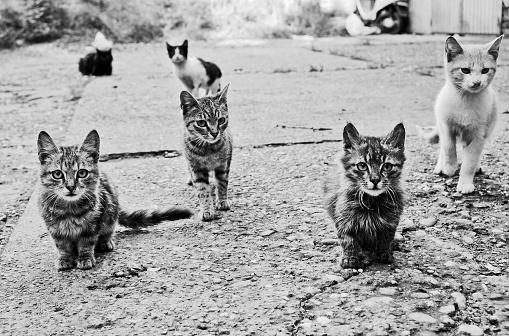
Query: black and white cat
[[166, 40, 222, 97], [79, 32, 113, 77]]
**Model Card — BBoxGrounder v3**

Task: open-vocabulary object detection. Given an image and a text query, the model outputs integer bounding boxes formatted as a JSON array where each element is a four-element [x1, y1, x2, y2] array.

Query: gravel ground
[[1, 36, 509, 335]]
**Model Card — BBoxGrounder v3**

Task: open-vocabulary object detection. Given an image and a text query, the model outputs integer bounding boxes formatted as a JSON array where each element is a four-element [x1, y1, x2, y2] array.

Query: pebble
[[408, 312, 437, 323], [472, 292, 484, 301], [452, 292, 467, 310], [472, 202, 490, 209], [316, 316, 331, 325], [489, 293, 504, 300], [420, 217, 437, 228], [379, 288, 397, 296], [411, 293, 430, 299], [439, 305, 456, 315], [320, 238, 339, 245], [303, 287, 321, 295], [324, 274, 344, 283], [444, 261, 456, 268], [462, 236, 474, 244], [441, 316, 455, 327], [457, 324, 484, 336], [329, 293, 342, 300], [363, 296, 393, 307]]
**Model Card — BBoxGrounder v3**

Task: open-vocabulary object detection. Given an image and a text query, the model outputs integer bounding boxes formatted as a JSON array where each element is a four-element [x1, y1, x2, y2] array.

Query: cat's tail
[[416, 125, 439, 144], [119, 206, 193, 229]]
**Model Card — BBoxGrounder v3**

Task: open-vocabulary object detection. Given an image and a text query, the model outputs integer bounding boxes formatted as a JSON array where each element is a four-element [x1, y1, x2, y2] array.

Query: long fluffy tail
[[119, 206, 193, 229], [416, 125, 439, 144]]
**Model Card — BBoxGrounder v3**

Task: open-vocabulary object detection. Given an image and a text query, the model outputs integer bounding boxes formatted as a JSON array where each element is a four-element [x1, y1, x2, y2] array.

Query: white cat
[[166, 40, 222, 97], [418, 35, 503, 194]]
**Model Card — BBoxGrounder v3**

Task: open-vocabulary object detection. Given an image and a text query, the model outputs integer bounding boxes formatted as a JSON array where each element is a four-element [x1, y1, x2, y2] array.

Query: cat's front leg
[[339, 235, 362, 269], [77, 236, 97, 270], [457, 139, 485, 194], [437, 130, 458, 176], [214, 167, 230, 211], [372, 230, 396, 264], [193, 169, 217, 221], [54, 239, 77, 270]]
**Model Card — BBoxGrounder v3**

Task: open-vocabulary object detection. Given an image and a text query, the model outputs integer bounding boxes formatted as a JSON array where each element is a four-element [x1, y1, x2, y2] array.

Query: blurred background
[[1, 0, 508, 49]]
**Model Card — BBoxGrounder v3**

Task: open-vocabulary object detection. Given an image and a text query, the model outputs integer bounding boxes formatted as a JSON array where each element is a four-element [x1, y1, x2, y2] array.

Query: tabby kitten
[[417, 35, 503, 194], [325, 123, 406, 269], [166, 40, 222, 97], [37, 130, 193, 270], [180, 85, 232, 221]]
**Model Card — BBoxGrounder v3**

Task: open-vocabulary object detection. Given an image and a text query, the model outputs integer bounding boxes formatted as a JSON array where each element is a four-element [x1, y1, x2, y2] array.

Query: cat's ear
[[180, 91, 200, 115], [182, 40, 188, 48], [343, 123, 360, 149], [215, 84, 229, 106], [445, 36, 464, 62], [80, 130, 100, 163], [485, 35, 504, 61], [37, 131, 59, 164], [384, 123, 405, 150], [166, 42, 173, 52]]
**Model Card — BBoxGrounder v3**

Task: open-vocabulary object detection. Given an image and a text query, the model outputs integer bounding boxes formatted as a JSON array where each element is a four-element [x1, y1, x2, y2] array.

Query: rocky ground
[[0, 35, 508, 336]]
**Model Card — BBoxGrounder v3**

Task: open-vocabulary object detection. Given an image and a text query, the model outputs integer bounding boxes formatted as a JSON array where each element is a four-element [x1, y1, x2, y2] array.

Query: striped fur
[[37, 130, 192, 271], [324, 123, 406, 269], [180, 85, 232, 221]]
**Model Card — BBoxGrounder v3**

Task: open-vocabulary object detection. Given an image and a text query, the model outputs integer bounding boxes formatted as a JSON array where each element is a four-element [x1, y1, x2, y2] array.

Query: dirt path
[[1, 36, 508, 335]]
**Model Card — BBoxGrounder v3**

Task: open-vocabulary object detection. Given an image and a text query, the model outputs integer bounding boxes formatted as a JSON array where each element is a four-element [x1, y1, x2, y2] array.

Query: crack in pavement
[[99, 140, 343, 161]]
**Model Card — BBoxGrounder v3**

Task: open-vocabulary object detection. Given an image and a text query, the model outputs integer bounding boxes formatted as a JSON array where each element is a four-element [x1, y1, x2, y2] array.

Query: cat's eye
[[77, 169, 89, 179], [382, 163, 393, 172], [52, 170, 64, 179], [196, 120, 207, 127], [461, 68, 471, 74], [218, 117, 226, 125], [481, 68, 489, 74], [356, 162, 368, 171]]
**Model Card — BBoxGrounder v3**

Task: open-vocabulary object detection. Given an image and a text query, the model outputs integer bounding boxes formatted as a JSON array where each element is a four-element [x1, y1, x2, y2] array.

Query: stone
[[441, 316, 455, 327], [324, 274, 344, 283], [411, 293, 430, 299], [457, 324, 484, 336], [408, 312, 437, 324], [462, 236, 474, 244], [329, 293, 342, 300], [472, 292, 484, 301], [439, 305, 456, 315], [320, 238, 339, 245], [452, 292, 467, 310], [489, 293, 504, 301], [363, 296, 393, 307], [444, 261, 456, 268], [420, 217, 437, 228], [472, 202, 490, 209], [316, 316, 331, 325], [379, 288, 397, 296], [303, 287, 321, 295]]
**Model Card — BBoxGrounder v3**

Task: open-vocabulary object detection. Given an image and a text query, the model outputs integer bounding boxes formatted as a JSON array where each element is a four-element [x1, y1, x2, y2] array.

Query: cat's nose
[[210, 132, 219, 138], [66, 185, 76, 193], [370, 178, 381, 187], [471, 81, 481, 89]]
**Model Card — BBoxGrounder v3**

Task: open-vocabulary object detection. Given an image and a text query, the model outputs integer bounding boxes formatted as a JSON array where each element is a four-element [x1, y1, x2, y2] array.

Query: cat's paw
[[216, 199, 231, 211], [95, 240, 115, 252], [77, 257, 95, 270], [200, 210, 220, 221], [373, 251, 394, 264], [442, 164, 458, 176], [340, 255, 362, 269], [456, 182, 475, 194], [56, 258, 76, 271]]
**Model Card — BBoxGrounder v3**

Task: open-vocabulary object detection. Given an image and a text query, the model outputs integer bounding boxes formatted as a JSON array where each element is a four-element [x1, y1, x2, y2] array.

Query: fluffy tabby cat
[[417, 35, 503, 194], [325, 123, 406, 269], [166, 40, 222, 97], [180, 85, 232, 221], [37, 130, 193, 270]]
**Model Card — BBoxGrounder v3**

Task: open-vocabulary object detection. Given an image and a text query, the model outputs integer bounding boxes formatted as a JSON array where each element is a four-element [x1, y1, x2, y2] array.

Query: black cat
[[79, 49, 113, 76]]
